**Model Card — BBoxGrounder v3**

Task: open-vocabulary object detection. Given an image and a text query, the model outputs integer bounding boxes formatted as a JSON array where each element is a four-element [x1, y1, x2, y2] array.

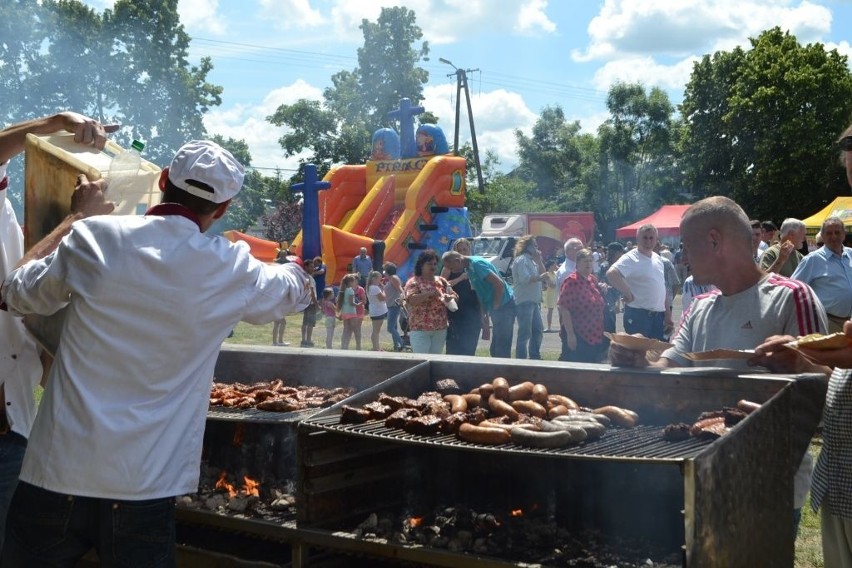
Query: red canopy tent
[[615, 205, 691, 240]]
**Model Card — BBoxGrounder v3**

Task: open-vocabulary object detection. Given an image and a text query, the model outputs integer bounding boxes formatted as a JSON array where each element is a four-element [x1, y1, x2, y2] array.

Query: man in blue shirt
[[352, 247, 373, 287], [791, 217, 852, 333], [442, 250, 515, 358]]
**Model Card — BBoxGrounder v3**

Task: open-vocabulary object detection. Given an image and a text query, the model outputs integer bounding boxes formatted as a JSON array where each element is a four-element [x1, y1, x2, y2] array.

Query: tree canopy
[[267, 6, 430, 180], [679, 27, 852, 219]]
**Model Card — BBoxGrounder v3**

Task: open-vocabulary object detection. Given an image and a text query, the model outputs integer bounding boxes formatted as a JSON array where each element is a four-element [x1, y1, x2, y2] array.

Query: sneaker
[[280, 341, 290, 346], [306, 341, 315, 347]]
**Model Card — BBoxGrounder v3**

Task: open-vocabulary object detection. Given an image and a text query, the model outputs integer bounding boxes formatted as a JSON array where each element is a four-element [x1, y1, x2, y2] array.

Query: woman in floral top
[[403, 249, 458, 354], [558, 248, 606, 363]]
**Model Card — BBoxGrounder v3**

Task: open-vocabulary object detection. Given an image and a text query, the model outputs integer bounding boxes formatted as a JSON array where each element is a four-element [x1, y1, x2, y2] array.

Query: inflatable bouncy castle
[[232, 98, 472, 285]]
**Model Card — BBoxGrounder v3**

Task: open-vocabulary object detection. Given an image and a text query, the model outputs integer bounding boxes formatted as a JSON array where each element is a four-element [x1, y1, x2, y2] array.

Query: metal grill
[[207, 406, 317, 424], [305, 415, 713, 463]]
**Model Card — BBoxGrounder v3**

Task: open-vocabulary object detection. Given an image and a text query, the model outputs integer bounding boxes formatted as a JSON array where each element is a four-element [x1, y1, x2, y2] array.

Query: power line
[[190, 36, 610, 105]]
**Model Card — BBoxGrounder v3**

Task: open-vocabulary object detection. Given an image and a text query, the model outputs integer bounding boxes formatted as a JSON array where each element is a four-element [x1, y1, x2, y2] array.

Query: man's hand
[[59, 112, 119, 150], [749, 334, 831, 375], [72, 174, 115, 218], [777, 240, 795, 262], [608, 342, 649, 368]]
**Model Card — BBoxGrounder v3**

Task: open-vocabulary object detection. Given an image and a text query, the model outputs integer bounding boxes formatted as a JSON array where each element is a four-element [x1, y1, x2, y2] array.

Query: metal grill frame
[[297, 356, 826, 567]]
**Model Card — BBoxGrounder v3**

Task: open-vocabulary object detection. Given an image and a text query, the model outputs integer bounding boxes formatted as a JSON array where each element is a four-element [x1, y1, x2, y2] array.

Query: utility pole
[[439, 58, 485, 193]]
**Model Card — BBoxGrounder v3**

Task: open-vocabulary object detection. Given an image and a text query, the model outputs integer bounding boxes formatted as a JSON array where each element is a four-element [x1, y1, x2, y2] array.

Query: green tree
[[0, 0, 222, 210], [597, 82, 678, 229], [680, 28, 852, 219], [268, 6, 430, 180], [514, 106, 584, 204], [678, 48, 746, 200]]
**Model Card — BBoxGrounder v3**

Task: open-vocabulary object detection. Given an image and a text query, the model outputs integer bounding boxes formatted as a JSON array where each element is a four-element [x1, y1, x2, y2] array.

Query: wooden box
[[24, 133, 161, 249]]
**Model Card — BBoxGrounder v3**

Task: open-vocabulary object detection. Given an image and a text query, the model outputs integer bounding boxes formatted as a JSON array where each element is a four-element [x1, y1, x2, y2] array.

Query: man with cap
[[0, 140, 312, 566]]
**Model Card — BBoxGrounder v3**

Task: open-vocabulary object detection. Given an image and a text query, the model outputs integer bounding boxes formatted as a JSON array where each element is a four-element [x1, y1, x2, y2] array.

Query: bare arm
[[0, 112, 118, 164], [16, 175, 114, 268], [605, 267, 634, 304], [485, 272, 506, 311]]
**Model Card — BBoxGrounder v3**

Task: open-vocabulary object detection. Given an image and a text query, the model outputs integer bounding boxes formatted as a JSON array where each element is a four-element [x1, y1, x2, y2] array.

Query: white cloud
[[322, 0, 557, 46], [825, 40, 852, 67], [259, 0, 325, 30], [516, 0, 558, 35], [422, 83, 537, 171], [591, 55, 700, 93], [203, 80, 322, 171], [178, 0, 227, 35], [574, 0, 833, 62]]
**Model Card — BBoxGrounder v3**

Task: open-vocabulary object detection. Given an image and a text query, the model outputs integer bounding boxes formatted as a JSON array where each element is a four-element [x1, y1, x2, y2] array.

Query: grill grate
[[207, 406, 317, 424], [304, 415, 713, 463]]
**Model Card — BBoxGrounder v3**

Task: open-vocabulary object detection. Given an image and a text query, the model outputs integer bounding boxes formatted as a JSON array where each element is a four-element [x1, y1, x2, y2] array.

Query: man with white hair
[[0, 140, 312, 565], [555, 237, 583, 290], [606, 224, 669, 340], [759, 218, 806, 277], [791, 216, 852, 333]]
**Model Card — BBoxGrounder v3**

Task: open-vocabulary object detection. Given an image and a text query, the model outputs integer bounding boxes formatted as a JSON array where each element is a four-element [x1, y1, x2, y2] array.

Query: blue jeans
[[1, 481, 176, 567], [490, 300, 516, 359], [409, 329, 447, 354], [386, 304, 403, 350], [515, 301, 543, 359], [623, 306, 666, 341], [0, 432, 26, 554]]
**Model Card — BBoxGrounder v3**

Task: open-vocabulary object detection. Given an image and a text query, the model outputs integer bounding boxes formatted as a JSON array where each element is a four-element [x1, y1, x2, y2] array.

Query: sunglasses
[[839, 136, 852, 152]]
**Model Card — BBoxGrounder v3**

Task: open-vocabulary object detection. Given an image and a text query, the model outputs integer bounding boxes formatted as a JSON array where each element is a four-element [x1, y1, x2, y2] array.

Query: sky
[[82, 0, 852, 176]]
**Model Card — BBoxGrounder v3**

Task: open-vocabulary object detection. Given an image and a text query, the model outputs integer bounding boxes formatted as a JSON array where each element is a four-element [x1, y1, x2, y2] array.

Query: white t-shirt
[[3, 211, 312, 499], [368, 284, 388, 317], [555, 258, 576, 291], [0, 175, 42, 439], [610, 249, 666, 312]]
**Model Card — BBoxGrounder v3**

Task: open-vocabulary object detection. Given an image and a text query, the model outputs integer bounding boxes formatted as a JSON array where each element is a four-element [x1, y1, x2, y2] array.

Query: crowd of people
[[0, 109, 849, 565]]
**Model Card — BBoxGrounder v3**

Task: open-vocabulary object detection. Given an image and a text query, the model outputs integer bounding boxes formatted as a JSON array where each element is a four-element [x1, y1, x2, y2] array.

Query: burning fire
[[511, 509, 524, 517], [215, 471, 236, 498], [215, 471, 261, 498], [232, 423, 244, 447], [243, 475, 260, 497], [409, 516, 424, 528]]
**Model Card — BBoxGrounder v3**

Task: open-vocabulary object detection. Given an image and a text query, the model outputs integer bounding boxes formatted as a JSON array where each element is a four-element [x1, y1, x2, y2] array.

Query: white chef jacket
[[2, 207, 311, 499], [0, 162, 43, 439]]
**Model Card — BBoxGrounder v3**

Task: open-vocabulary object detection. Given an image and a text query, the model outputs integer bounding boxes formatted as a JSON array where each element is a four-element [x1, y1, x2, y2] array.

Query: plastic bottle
[[106, 139, 144, 201]]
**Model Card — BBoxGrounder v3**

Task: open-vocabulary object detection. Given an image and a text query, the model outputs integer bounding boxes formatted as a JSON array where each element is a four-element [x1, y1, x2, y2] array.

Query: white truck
[[468, 212, 596, 277]]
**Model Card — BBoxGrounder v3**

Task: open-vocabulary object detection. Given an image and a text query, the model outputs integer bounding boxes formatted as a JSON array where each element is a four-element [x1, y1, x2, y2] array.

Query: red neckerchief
[[145, 203, 202, 231]]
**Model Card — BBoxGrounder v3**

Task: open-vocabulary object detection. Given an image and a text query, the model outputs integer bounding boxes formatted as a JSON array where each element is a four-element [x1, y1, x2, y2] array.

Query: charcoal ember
[[340, 404, 371, 424], [440, 412, 468, 434], [662, 423, 691, 441], [377, 393, 408, 411], [723, 406, 748, 426], [403, 415, 443, 435], [385, 408, 421, 429], [363, 401, 393, 419], [434, 378, 461, 395]]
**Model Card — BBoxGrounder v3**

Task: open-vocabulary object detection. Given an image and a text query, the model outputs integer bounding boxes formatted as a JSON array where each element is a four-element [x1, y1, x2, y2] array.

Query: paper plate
[[605, 332, 673, 352], [683, 349, 755, 361], [785, 332, 852, 351]]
